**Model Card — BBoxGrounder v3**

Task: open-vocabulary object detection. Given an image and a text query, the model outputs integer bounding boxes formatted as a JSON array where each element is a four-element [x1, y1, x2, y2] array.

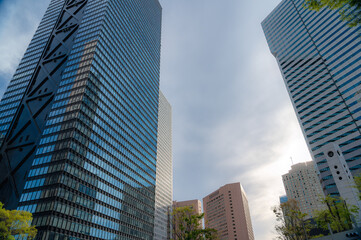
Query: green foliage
[[313, 195, 356, 233], [353, 174, 361, 200], [304, 0, 361, 27], [0, 202, 37, 240], [172, 206, 217, 240], [310, 234, 325, 239], [272, 199, 311, 240]]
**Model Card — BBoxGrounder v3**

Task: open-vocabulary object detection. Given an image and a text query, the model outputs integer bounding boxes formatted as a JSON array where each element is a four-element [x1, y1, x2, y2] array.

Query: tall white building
[[282, 162, 325, 218], [154, 91, 173, 240], [262, 0, 361, 210]]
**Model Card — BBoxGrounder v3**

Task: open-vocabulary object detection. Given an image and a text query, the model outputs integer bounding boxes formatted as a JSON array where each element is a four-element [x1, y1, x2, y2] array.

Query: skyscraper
[[0, 0, 163, 239], [203, 183, 255, 240], [282, 161, 325, 218], [262, 0, 361, 201], [154, 91, 173, 240]]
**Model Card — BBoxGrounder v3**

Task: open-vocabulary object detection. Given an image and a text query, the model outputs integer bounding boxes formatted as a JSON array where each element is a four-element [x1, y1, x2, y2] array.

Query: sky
[[0, 0, 312, 239]]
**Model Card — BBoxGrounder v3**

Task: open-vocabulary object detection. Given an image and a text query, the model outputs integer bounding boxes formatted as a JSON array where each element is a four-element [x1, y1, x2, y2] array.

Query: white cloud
[[0, 0, 48, 91], [201, 87, 310, 239], [159, 1, 311, 239]]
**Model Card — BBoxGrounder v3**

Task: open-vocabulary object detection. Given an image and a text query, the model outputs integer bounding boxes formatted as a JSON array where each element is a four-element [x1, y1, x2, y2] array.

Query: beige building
[[282, 161, 325, 218], [172, 199, 202, 214], [203, 183, 254, 240], [172, 200, 202, 239]]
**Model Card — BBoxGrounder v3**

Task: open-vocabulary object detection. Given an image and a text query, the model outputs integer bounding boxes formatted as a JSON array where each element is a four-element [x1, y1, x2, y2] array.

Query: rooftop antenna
[[290, 157, 294, 165]]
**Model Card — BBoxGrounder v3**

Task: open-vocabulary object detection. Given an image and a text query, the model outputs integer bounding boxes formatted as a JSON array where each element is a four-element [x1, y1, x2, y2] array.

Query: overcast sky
[[0, 0, 312, 239]]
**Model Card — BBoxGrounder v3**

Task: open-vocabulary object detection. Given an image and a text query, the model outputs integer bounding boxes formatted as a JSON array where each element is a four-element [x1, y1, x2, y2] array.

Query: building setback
[[154, 91, 173, 240], [282, 162, 325, 218], [262, 0, 361, 202], [0, 0, 162, 239], [203, 183, 255, 240]]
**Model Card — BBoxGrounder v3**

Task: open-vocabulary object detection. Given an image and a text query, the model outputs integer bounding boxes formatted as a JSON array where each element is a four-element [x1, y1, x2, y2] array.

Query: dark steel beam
[[0, 0, 88, 209]]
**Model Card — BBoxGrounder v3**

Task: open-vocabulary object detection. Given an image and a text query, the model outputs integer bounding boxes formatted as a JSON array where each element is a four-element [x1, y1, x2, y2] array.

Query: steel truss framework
[[0, 0, 88, 209]]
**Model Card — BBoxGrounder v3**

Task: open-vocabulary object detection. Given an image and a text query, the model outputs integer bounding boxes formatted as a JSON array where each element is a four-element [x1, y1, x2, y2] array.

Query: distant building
[[280, 195, 288, 204], [203, 183, 255, 240], [282, 162, 325, 218], [172, 199, 202, 240], [154, 91, 173, 240], [173, 199, 202, 215]]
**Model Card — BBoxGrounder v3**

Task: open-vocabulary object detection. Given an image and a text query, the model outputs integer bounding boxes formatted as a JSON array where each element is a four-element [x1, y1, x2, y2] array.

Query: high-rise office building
[[172, 199, 202, 240], [203, 183, 255, 240], [154, 91, 173, 240], [172, 199, 203, 240], [0, 0, 163, 239], [172, 199, 202, 215], [282, 162, 325, 218], [262, 0, 361, 202]]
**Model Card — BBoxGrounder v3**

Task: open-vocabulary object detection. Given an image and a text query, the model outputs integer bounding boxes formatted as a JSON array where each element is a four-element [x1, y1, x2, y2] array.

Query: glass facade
[[279, 195, 288, 204], [0, 0, 163, 239], [263, 0, 361, 196], [0, 0, 63, 146], [154, 91, 173, 240]]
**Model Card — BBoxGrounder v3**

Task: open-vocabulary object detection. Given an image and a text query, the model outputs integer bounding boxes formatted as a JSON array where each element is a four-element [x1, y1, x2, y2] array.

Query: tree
[[0, 202, 37, 240], [313, 195, 357, 233], [353, 173, 361, 200], [304, 0, 361, 27], [172, 206, 217, 240], [272, 199, 311, 240]]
